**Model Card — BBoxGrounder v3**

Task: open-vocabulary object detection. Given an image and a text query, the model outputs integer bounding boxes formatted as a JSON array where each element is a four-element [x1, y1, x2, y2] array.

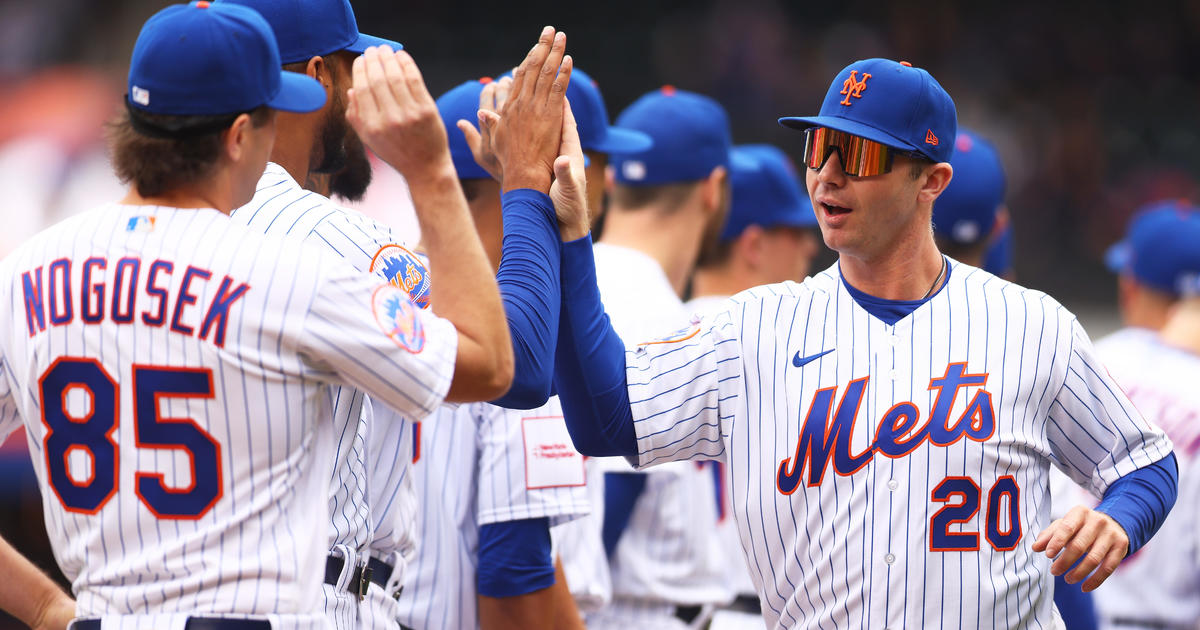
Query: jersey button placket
[[884, 553, 896, 565], [887, 479, 899, 491]]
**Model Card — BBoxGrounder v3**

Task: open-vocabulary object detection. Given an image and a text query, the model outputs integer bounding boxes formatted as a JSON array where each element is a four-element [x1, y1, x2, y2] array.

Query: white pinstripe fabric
[[0, 201, 455, 627], [623, 260, 1172, 630]]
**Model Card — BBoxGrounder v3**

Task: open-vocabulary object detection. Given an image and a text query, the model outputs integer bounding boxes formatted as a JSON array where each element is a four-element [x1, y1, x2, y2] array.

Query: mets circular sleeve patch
[[372, 285, 426, 353], [370, 244, 432, 310]]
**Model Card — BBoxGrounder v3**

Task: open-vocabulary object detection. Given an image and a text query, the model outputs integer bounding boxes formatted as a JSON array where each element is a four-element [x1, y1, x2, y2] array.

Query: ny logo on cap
[[839, 71, 871, 106]]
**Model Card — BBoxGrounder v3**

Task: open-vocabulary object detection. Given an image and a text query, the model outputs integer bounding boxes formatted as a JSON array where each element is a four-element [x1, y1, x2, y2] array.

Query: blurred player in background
[[389, 76, 592, 630], [684, 143, 820, 630], [931, 128, 1007, 268], [575, 87, 737, 630], [0, 3, 520, 629], [1053, 203, 1200, 630]]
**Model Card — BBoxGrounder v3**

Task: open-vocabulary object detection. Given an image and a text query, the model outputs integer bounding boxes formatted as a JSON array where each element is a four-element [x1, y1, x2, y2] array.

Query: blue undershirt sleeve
[[1095, 453, 1178, 556], [1053, 575, 1098, 630], [490, 189, 561, 410], [602, 472, 647, 557], [476, 517, 555, 598], [552, 233, 638, 458]]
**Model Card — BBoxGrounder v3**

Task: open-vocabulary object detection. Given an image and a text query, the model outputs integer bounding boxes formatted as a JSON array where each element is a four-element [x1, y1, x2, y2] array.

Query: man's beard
[[329, 131, 372, 202]]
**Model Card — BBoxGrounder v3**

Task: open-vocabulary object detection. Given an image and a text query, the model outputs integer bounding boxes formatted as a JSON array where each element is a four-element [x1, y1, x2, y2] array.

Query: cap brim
[[778, 115, 921, 155], [1105, 241, 1131, 274], [345, 33, 404, 54], [268, 72, 328, 113], [586, 127, 654, 154]]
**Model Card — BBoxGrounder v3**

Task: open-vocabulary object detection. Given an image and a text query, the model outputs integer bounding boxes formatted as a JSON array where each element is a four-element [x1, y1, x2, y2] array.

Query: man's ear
[[222, 113, 254, 164], [702, 165, 728, 216], [604, 164, 616, 194], [735, 224, 766, 268], [918, 162, 954, 205]]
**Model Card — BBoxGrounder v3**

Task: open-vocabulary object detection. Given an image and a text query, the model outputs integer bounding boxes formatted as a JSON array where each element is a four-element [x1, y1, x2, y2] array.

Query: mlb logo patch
[[372, 285, 425, 353], [370, 244, 432, 310], [622, 160, 647, 181], [131, 86, 150, 106], [126, 216, 156, 232]]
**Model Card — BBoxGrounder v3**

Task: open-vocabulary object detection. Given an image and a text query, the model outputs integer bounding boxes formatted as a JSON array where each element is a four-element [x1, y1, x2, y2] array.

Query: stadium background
[[1, 0, 1198, 624]]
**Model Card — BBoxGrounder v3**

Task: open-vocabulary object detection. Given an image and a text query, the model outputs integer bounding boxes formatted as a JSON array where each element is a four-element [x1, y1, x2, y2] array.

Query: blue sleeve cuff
[[491, 189, 561, 410], [602, 472, 647, 557], [477, 517, 555, 598], [552, 234, 638, 457], [1096, 453, 1178, 556]]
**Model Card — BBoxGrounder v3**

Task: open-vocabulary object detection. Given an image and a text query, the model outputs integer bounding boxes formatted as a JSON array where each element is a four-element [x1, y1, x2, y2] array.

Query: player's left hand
[[549, 98, 588, 242], [1032, 505, 1129, 592], [30, 592, 74, 630], [457, 76, 512, 182]]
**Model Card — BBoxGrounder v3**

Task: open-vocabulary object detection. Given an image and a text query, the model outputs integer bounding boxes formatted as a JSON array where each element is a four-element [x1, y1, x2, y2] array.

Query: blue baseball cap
[[722, 144, 817, 242], [1106, 200, 1200, 296], [610, 87, 736, 186], [932, 128, 1006, 245], [436, 79, 493, 180], [568, 69, 653, 154], [779, 58, 957, 164], [127, 1, 326, 117], [217, 0, 401, 65]]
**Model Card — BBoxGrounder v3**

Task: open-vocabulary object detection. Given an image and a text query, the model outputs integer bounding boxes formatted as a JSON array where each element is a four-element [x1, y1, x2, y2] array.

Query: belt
[[674, 605, 703, 624], [1110, 620, 1171, 630], [366, 556, 404, 600], [325, 554, 371, 600], [75, 618, 270, 630], [723, 594, 762, 616]]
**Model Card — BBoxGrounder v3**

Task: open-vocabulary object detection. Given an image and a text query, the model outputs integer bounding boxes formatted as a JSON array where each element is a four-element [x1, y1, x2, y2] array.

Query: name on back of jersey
[[19, 256, 250, 347]]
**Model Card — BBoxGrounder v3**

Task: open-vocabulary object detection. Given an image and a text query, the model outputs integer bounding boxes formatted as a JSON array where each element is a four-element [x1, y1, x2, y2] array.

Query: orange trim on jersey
[[637, 325, 702, 346], [986, 475, 1022, 551], [39, 356, 119, 515]]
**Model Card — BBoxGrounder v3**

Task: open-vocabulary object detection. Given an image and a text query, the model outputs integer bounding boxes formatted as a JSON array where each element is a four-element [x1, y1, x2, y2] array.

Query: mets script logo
[[777, 363, 995, 494], [839, 71, 871, 106], [371, 285, 425, 353], [370, 244, 431, 310]]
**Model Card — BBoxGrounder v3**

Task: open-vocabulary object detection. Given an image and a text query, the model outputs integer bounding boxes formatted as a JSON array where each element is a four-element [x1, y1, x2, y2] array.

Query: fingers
[[457, 119, 483, 158], [1080, 544, 1123, 592], [1050, 514, 1103, 576], [479, 80, 497, 114], [494, 76, 513, 111], [552, 155, 575, 187], [512, 26, 554, 100], [535, 31, 567, 102], [478, 110, 501, 136], [394, 49, 433, 106], [1038, 506, 1088, 559], [349, 54, 378, 124], [559, 96, 583, 166]]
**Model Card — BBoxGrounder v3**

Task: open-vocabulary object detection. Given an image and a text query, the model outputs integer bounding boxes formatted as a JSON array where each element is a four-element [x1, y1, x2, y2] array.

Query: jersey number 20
[[930, 476, 1021, 551], [39, 358, 222, 519]]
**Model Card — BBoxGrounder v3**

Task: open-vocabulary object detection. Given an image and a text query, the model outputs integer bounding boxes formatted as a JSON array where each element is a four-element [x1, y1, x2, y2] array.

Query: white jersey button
[[887, 479, 899, 491], [885, 553, 896, 565]]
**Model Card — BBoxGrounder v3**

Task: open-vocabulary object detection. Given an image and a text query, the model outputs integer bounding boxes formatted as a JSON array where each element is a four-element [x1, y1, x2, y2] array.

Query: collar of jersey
[[838, 256, 953, 325]]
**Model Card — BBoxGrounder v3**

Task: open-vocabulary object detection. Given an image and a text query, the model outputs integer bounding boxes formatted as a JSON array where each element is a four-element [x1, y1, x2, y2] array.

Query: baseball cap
[[436, 79, 493, 180], [127, 1, 326, 117], [982, 225, 1013, 277], [932, 129, 1007, 245], [217, 0, 401, 65], [1106, 200, 1200, 296], [610, 87, 740, 186], [568, 68, 653, 154], [722, 144, 817, 242], [779, 58, 957, 164]]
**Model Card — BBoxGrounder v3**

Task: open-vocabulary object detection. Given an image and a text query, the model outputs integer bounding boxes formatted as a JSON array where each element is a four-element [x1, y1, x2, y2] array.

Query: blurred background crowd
[[2, 0, 1199, 623]]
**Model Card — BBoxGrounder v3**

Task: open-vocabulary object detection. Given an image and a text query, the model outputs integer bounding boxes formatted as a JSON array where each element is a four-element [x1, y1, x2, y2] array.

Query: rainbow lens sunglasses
[[802, 127, 926, 177]]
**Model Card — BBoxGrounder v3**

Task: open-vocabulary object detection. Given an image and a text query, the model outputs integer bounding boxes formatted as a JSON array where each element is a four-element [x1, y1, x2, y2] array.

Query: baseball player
[[1051, 203, 1200, 630], [567, 87, 739, 630], [546, 58, 1178, 629], [931, 128, 1008, 268], [0, 3, 517, 629], [0, 534, 74, 630], [385, 77, 593, 630], [215, 6, 575, 629], [684, 143, 821, 630]]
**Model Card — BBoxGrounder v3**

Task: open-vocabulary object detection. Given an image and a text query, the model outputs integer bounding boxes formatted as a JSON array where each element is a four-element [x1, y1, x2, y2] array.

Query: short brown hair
[[106, 107, 270, 198], [609, 180, 701, 212]]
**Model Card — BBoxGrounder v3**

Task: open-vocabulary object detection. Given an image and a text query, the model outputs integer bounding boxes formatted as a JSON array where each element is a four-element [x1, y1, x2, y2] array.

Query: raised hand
[[491, 26, 573, 194], [550, 98, 589, 242], [456, 75, 512, 182], [345, 46, 455, 182]]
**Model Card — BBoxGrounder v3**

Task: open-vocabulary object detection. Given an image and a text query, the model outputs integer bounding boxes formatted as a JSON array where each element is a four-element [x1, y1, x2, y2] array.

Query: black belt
[[325, 555, 371, 600], [75, 618, 270, 630], [724, 593, 762, 615], [1110, 620, 1171, 630], [366, 555, 405, 601], [674, 605, 703, 624]]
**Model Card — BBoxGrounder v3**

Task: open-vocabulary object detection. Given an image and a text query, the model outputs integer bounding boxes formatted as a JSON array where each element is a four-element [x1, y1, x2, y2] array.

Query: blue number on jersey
[[38, 360, 223, 519], [40, 358, 119, 513]]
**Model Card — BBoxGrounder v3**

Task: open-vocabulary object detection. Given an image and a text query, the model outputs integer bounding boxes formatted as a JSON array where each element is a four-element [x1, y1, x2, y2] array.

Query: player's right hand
[[491, 26, 573, 194], [1032, 505, 1130, 592], [346, 45, 456, 184], [457, 76, 511, 182], [550, 98, 589, 242]]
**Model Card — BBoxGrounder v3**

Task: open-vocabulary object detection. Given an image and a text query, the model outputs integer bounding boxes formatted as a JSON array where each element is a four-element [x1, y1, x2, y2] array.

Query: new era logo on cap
[[926, 129, 939, 146]]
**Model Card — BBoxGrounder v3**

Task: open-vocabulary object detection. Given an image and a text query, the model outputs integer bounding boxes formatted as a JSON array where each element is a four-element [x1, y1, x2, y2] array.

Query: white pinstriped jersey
[[624, 260, 1173, 630], [232, 163, 422, 560], [395, 397, 590, 630], [1079, 328, 1200, 629], [586, 244, 732, 614], [0, 203, 456, 627]]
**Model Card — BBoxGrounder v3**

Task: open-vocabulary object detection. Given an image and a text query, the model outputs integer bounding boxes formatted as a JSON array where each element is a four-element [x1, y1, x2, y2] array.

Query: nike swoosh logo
[[792, 348, 834, 368]]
